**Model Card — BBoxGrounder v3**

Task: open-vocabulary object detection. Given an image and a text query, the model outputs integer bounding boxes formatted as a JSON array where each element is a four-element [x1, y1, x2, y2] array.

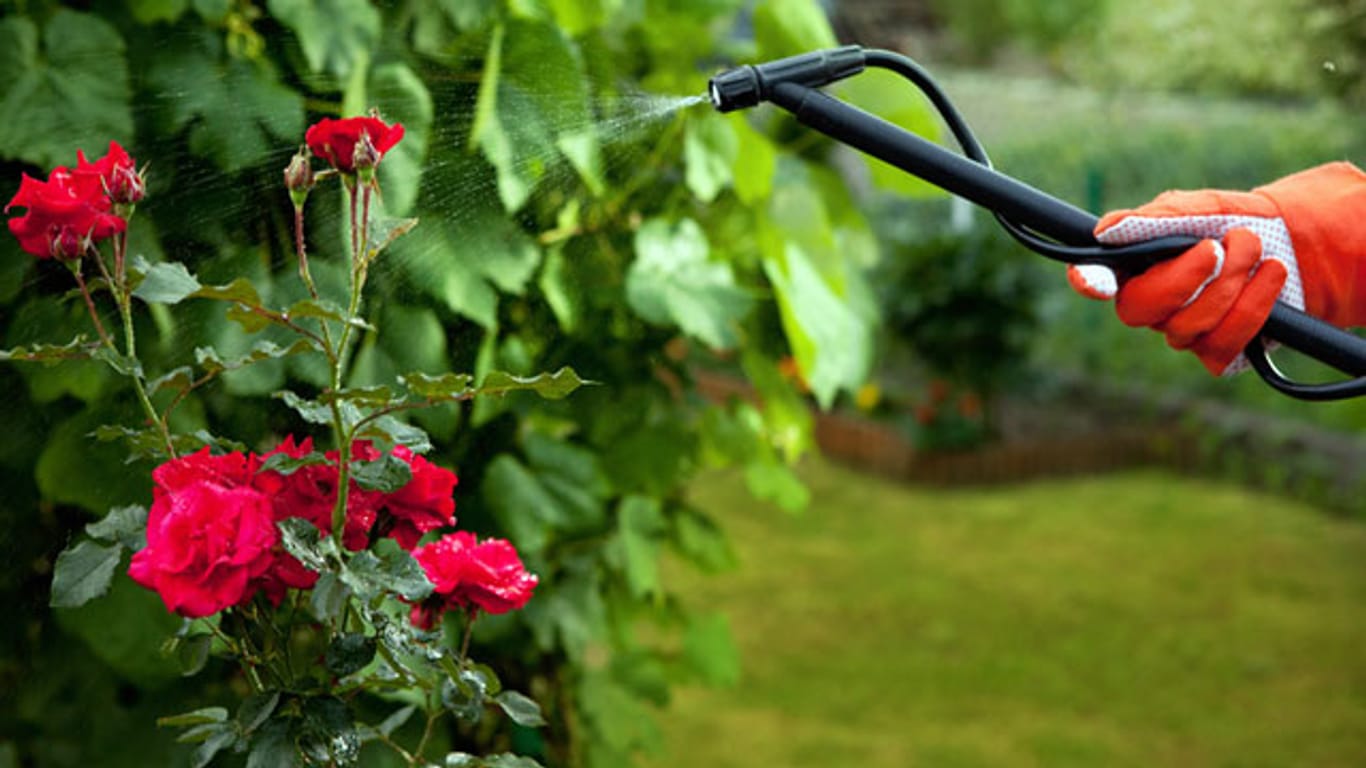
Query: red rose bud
[[49, 227, 87, 261], [108, 163, 145, 206], [283, 147, 315, 209], [352, 131, 380, 186]]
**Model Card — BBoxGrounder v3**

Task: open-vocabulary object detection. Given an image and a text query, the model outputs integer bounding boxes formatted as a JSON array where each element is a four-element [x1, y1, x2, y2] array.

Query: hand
[[1067, 162, 1366, 375]]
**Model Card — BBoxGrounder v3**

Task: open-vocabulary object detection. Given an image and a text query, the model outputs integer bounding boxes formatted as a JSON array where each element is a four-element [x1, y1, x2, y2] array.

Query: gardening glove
[[1067, 162, 1366, 376]]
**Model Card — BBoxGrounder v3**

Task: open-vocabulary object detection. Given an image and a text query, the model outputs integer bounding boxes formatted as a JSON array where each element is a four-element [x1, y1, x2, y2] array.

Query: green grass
[[649, 461, 1366, 767]]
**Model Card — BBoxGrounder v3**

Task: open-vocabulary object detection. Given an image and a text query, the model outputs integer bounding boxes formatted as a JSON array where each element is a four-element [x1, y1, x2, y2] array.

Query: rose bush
[[4, 112, 566, 766]]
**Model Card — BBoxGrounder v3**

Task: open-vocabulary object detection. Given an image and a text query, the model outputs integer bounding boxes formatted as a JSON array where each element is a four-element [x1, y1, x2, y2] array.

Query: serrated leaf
[[375, 705, 417, 738], [197, 338, 319, 376], [319, 385, 395, 408], [49, 540, 122, 609], [190, 726, 237, 767], [191, 277, 262, 306], [92, 346, 143, 377], [131, 258, 203, 305], [495, 691, 546, 727], [0, 337, 99, 365], [478, 367, 587, 400], [0, 12, 133, 169], [684, 111, 737, 203], [278, 518, 331, 572], [402, 371, 475, 400], [148, 366, 195, 396], [157, 707, 230, 728], [350, 453, 413, 493], [146, 28, 303, 171], [237, 691, 281, 735], [310, 572, 350, 623], [297, 696, 359, 767], [357, 415, 432, 455], [326, 633, 377, 677], [627, 218, 750, 350], [246, 719, 296, 768], [175, 633, 212, 676], [444, 753, 481, 768], [85, 504, 148, 550], [268, 0, 380, 78], [276, 390, 337, 425], [258, 450, 329, 476], [342, 547, 433, 603]]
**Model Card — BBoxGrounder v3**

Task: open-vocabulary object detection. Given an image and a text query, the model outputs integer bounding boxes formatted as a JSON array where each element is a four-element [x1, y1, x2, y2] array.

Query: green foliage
[[0, 0, 910, 766]]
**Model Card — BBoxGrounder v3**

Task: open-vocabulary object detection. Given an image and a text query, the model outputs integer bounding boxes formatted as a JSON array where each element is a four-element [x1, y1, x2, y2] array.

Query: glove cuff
[[1255, 162, 1366, 328]]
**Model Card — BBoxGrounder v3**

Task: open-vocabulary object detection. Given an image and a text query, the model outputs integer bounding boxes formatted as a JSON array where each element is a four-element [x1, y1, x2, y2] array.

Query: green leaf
[[350, 452, 413, 493], [0, 11, 133, 169], [374, 705, 417, 738], [131, 258, 202, 305], [278, 518, 332, 573], [268, 0, 380, 78], [752, 0, 837, 60], [128, 0, 190, 23], [441, 669, 489, 723], [148, 366, 195, 397], [616, 496, 664, 598], [627, 218, 750, 350], [246, 720, 297, 768], [191, 277, 262, 306], [483, 755, 546, 768], [85, 504, 148, 551], [174, 633, 212, 676], [276, 390, 339, 426], [257, 450, 328, 475], [310, 572, 351, 623], [403, 371, 475, 400], [237, 691, 281, 736], [320, 385, 395, 408], [146, 29, 303, 171], [157, 707, 230, 728], [478, 367, 588, 400], [342, 546, 433, 603], [196, 338, 319, 376], [730, 115, 778, 204], [684, 111, 737, 202], [469, 20, 596, 211], [495, 691, 547, 727], [0, 337, 99, 366], [297, 696, 359, 767], [49, 540, 121, 609], [326, 633, 377, 677], [357, 415, 433, 455], [673, 508, 736, 572], [744, 459, 810, 512]]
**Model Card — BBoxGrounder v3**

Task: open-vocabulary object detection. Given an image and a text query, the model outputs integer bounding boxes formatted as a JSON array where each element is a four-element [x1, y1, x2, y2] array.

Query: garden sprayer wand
[[708, 46, 1366, 400]]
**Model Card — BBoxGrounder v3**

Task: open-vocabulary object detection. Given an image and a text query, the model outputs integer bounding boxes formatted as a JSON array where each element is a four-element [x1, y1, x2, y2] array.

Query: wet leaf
[[49, 540, 121, 608]]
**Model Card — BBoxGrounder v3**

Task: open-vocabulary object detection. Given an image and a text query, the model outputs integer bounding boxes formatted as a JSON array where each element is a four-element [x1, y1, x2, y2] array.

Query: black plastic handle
[[765, 81, 1366, 380]]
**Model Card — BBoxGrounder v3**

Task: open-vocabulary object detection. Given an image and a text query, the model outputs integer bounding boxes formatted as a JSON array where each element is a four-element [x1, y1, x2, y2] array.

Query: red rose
[[408, 532, 538, 629], [305, 116, 404, 174], [129, 449, 280, 618], [262, 437, 382, 552], [381, 445, 457, 550], [5, 166, 125, 259]]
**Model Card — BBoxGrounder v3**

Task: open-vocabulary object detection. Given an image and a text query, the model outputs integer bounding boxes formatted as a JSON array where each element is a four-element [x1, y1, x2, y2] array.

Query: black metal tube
[[768, 82, 1100, 245], [767, 81, 1366, 378]]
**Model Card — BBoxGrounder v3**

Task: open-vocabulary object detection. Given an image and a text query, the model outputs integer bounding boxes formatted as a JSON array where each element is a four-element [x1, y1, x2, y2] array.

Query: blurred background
[[0, 0, 1363, 766]]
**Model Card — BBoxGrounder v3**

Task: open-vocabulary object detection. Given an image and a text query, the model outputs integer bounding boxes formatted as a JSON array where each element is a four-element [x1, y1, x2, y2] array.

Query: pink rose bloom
[[408, 532, 538, 630], [129, 450, 279, 618], [381, 445, 457, 550]]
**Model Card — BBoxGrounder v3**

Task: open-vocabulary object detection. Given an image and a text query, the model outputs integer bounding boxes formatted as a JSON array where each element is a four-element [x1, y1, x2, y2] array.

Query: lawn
[[650, 460, 1366, 767]]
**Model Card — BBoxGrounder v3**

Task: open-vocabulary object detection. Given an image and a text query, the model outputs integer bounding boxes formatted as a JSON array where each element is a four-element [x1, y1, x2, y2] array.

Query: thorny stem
[[459, 609, 478, 665], [70, 262, 115, 350], [294, 205, 319, 300], [92, 234, 177, 458]]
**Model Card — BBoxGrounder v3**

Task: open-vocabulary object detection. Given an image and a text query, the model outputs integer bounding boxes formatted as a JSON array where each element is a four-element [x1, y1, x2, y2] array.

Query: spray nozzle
[[708, 45, 867, 112]]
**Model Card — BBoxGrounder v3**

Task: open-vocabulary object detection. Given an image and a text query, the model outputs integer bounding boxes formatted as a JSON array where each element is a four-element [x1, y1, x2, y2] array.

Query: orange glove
[[1067, 162, 1366, 375]]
